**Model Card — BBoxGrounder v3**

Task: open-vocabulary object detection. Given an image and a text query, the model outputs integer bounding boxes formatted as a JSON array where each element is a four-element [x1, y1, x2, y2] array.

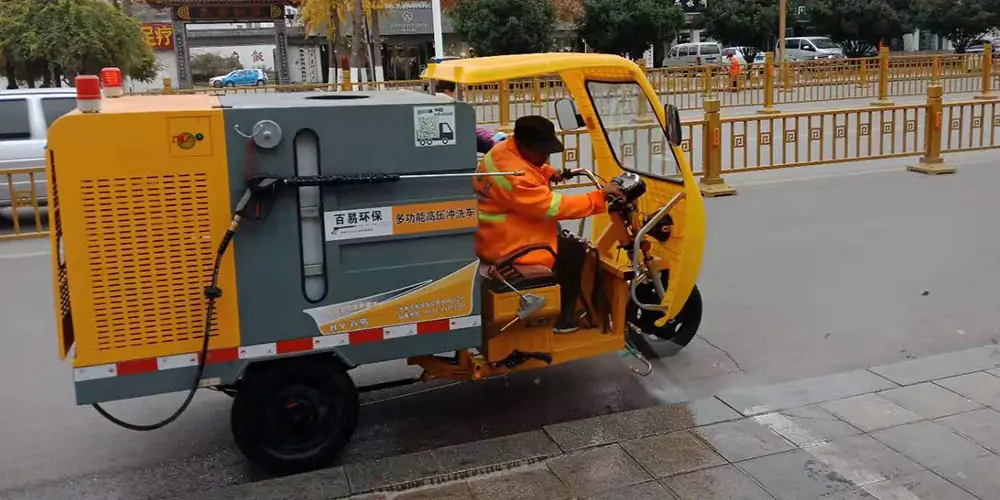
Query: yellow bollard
[[858, 58, 868, 88], [975, 43, 997, 100], [531, 77, 543, 108], [932, 56, 941, 84], [701, 66, 713, 97], [498, 80, 511, 132], [162, 78, 173, 94], [758, 52, 780, 114], [871, 46, 894, 106], [699, 99, 736, 197], [634, 59, 654, 123], [908, 85, 955, 175]]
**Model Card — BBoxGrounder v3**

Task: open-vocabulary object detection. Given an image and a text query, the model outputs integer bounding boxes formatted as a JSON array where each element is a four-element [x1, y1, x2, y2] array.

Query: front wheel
[[626, 277, 703, 359], [231, 357, 359, 474]]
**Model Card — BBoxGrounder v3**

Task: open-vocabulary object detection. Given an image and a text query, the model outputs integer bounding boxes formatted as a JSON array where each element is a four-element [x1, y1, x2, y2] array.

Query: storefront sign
[[675, 0, 706, 13], [173, 4, 284, 23], [141, 23, 174, 51]]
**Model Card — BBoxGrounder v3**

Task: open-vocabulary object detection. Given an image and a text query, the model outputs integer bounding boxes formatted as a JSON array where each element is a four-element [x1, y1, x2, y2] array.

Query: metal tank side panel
[[220, 94, 482, 364]]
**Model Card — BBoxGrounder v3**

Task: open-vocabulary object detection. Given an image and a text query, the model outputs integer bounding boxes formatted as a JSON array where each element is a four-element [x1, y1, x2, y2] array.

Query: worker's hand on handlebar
[[601, 183, 625, 202]]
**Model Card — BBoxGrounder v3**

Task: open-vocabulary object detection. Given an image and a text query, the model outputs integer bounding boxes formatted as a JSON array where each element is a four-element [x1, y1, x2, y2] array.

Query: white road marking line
[[752, 410, 921, 500], [0, 250, 51, 260]]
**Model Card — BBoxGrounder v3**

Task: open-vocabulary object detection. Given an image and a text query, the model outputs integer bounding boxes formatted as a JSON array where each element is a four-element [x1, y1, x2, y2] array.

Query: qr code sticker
[[413, 105, 456, 147], [417, 115, 437, 141]]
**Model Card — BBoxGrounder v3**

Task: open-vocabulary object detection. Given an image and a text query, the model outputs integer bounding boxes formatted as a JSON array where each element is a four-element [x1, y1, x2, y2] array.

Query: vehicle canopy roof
[[421, 53, 644, 85]]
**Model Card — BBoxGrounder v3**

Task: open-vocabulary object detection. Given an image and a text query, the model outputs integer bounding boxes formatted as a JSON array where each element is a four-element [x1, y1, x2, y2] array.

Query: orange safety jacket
[[473, 139, 607, 269], [730, 56, 742, 76]]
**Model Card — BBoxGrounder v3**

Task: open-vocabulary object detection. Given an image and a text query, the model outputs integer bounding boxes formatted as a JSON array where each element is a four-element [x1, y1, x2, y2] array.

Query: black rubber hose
[[91, 224, 238, 431]]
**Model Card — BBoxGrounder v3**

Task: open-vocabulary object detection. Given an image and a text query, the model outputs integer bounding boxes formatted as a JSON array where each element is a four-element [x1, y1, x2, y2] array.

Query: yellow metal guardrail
[[5, 84, 991, 240], [124, 46, 999, 126], [1, 168, 48, 241]]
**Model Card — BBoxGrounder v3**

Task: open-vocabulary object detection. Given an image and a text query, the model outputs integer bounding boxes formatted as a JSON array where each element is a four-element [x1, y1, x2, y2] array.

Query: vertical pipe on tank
[[295, 130, 328, 302]]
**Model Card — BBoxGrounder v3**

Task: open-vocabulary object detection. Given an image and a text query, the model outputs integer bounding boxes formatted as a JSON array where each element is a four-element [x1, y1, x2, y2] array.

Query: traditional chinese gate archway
[[147, 0, 293, 89]]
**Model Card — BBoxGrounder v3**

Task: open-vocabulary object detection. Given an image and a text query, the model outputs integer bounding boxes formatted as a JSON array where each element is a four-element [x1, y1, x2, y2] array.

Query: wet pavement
[[171, 344, 1000, 500], [2, 133, 1000, 497]]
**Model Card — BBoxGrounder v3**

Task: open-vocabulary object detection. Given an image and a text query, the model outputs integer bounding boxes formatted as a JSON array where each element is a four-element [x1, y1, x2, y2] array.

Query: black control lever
[[559, 168, 578, 181]]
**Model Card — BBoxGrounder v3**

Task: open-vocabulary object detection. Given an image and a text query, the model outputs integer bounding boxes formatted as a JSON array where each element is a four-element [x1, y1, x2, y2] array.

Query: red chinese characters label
[[141, 23, 174, 51]]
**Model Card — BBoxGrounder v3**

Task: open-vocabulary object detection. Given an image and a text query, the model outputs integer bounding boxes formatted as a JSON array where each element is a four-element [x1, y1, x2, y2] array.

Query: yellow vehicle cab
[[46, 54, 706, 474]]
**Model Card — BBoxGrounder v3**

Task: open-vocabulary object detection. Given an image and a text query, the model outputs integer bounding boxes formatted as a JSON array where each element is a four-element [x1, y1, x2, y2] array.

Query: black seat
[[482, 244, 558, 293]]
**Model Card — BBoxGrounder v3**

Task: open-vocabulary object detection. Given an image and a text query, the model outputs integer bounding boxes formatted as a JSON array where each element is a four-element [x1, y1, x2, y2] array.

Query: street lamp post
[[778, 0, 787, 86], [431, 0, 444, 59]]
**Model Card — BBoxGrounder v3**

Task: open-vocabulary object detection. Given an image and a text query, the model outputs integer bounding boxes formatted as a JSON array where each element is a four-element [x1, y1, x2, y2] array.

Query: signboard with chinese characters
[[324, 199, 478, 242], [675, 0, 706, 13], [172, 4, 284, 23], [141, 23, 174, 51]]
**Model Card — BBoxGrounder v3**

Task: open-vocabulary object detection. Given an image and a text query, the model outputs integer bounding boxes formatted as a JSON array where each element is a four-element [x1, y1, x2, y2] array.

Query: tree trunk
[[370, 12, 384, 82], [328, 8, 340, 85], [350, 0, 366, 85], [3, 50, 17, 89]]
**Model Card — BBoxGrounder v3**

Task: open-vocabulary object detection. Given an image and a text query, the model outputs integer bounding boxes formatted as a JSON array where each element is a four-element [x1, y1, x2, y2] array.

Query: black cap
[[514, 115, 564, 155]]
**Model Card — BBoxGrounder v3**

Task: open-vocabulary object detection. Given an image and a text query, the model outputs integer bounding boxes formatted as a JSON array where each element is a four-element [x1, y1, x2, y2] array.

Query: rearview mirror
[[554, 98, 585, 131], [663, 104, 682, 146]]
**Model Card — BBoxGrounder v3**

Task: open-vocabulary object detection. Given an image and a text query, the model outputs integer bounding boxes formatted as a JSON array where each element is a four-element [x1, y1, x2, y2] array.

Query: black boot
[[554, 231, 586, 334]]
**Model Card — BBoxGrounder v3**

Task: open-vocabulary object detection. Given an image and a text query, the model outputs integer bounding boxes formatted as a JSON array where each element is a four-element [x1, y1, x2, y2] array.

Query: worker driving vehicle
[[474, 115, 623, 333]]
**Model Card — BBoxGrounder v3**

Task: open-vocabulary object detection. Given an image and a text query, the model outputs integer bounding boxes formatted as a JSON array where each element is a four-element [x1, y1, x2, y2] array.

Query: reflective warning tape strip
[[73, 314, 482, 382]]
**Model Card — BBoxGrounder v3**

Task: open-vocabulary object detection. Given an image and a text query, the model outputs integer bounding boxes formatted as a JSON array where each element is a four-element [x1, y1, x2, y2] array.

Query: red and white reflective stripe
[[73, 314, 481, 382]]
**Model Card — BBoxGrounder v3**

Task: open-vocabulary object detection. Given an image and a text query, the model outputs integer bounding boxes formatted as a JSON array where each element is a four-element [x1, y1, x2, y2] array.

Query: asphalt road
[[2, 146, 1000, 499]]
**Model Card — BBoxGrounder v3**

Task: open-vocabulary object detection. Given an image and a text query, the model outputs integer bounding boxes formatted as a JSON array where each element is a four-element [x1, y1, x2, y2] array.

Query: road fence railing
[[3, 84, 991, 240], [126, 45, 999, 125]]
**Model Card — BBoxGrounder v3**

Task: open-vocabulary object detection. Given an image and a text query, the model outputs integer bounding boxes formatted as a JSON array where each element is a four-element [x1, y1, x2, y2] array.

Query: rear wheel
[[231, 357, 359, 474], [626, 275, 703, 359]]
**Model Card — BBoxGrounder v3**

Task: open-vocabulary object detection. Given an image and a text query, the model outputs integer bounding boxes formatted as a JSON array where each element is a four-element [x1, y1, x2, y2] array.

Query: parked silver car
[[0, 88, 76, 210], [778, 37, 846, 61]]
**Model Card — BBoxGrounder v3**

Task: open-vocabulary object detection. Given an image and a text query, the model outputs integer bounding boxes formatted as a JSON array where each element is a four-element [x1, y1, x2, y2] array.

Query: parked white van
[[663, 42, 723, 67], [0, 88, 76, 210], [778, 37, 846, 61]]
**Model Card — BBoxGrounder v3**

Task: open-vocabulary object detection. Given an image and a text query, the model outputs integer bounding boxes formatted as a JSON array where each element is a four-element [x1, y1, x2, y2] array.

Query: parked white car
[[0, 88, 76, 210], [778, 37, 846, 61]]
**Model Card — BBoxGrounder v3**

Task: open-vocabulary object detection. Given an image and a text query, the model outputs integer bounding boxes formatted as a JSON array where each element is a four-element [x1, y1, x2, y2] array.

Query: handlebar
[[562, 168, 602, 190]]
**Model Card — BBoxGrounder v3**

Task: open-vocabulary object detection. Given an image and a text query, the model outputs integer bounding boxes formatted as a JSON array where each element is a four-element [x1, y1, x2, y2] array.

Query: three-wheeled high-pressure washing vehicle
[[47, 53, 706, 473]]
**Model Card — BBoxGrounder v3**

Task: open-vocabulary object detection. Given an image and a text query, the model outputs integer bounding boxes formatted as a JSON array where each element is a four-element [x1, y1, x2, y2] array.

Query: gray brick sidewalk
[[180, 344, 1000, 500]]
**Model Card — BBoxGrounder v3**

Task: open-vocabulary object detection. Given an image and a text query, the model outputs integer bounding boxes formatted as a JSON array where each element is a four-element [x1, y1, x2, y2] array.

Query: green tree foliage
[[806, 0, 916, 57], [449, 0, 556, 56], [578, 0, 685, 61], [0, 0, 158, 89], [914, 0, 1000, 53], [701, 0, 793, 61], [190, 53, 244, 82]]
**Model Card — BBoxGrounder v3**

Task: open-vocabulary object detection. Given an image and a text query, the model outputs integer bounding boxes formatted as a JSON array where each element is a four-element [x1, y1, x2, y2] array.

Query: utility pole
[[431, 0, 444, 59], [778, 0, 787, 86]]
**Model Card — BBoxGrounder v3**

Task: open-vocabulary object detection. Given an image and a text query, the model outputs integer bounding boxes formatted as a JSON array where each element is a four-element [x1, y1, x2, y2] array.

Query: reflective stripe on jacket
[[473, 139, 607, 269]]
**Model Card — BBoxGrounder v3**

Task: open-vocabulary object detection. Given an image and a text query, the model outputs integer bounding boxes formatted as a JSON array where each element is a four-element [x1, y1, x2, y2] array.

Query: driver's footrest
[[496, 350, 553, 369]]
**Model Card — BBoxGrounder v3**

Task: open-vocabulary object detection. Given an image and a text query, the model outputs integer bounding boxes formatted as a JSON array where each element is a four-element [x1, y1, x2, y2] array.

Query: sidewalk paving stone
[[546, 445, 651, 498], [870, 421, 992, 470], [431, 430, 560, 474], [816, 434, 924, 481], [878, 382, 984, 419], [620, 431, 726, 478], [392, 481, 474, 500], [466, 466, 570, 500], [582, 480, 677, 500], [819, 394, 922, 432], [663, 464, 773, 500], [345, 450, 444, 493], [936, 408, 1000, 454], [869, 345, 1000, 386], [934, 454, 1000, 499], [716, 370, 898, 416], [542, 397, 740, 452], [817, 470, 980, 500], [693, 418, 796, 462], [739, 449, 855, 499], [988, 369, 999, 378], [765, 405, 863, 446], [935, 371, 1000, 408]]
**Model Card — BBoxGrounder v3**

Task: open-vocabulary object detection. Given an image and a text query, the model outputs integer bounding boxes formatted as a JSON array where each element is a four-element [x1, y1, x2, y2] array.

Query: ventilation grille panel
[[81, 173, 219, 352]]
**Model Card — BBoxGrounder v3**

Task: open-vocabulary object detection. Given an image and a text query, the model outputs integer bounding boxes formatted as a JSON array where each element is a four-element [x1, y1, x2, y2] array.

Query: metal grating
[[81, 173, 219, 351]]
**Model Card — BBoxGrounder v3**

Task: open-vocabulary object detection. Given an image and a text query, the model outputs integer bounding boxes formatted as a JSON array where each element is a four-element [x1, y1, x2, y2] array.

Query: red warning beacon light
[[75, 75, 102, 114], [100, 67, 124, 98]]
